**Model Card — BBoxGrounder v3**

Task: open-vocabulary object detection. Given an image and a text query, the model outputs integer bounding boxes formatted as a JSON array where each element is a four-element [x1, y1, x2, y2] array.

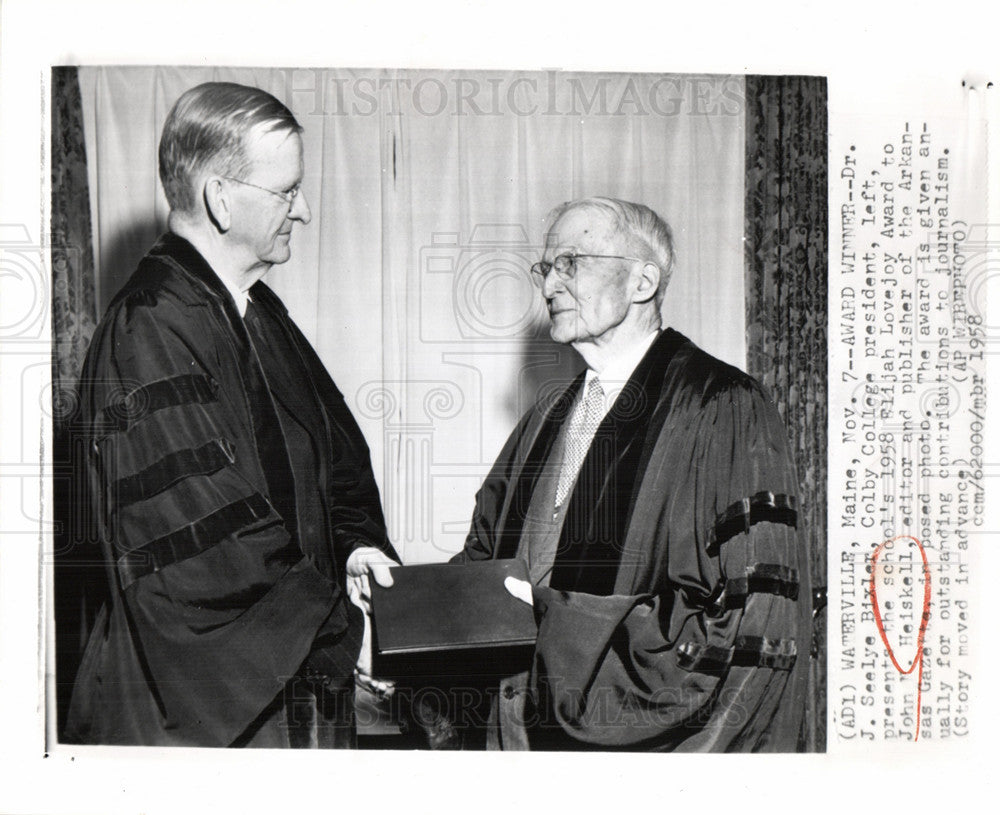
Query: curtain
[[51, 67, 97, 410], [76, 67, 748, 565], [50, 66, 101, 734], [744, 75, 828, 751]]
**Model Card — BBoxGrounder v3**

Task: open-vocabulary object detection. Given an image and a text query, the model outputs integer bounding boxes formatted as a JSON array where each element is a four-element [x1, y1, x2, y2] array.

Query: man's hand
[[504, 575, 533, 606], [346, 547, 396, 696], [346, 547, 396, 614], [354, 610, 393, 697]]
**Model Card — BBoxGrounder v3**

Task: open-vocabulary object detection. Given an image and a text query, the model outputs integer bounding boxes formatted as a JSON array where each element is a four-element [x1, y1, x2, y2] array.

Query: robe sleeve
[[81, 289, 336, 745], [528, 377, 808, 751]]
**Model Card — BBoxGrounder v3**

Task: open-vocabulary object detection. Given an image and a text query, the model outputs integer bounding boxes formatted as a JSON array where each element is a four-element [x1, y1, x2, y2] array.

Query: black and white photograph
[[1, 2, 996, 813], [49, 66, 828, 752]]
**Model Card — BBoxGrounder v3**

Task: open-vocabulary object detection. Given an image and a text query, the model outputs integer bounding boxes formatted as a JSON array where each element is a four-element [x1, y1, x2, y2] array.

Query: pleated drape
[[50, 66, 103, 735], [51, 67, 97, 408], [744, 74, 829, 751]]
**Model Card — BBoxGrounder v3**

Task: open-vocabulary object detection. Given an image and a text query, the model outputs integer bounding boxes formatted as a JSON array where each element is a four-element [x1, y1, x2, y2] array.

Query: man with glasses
[[444, 197, 810, 751], [65, 82, 397, 747]]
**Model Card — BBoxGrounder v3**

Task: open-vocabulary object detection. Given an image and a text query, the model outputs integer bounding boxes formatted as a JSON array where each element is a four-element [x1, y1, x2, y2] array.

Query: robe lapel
[[549, 329, 687, 595], [247, 283, 335, 528], [494, 372, 585, 560], [246, 302, 326, 443]]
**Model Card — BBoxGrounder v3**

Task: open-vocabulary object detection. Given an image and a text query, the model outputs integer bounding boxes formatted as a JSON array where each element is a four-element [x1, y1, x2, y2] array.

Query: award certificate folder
[[370, 559, 537, 678]]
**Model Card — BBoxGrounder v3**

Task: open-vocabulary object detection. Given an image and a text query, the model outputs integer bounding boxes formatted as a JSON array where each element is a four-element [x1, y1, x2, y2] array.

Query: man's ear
[[632, 261, 660, 304], [203, 177, 232, 233]]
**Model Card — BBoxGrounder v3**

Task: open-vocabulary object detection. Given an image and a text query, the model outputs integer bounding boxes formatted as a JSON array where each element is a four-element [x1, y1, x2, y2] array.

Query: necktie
[[555, 377, 605, 508], [243, 297, 260, 331]]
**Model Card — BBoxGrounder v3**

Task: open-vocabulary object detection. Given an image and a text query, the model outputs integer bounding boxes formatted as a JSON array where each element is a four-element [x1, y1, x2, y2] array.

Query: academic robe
[[456, 328, 811, 751], [64, 233, 395, 747]]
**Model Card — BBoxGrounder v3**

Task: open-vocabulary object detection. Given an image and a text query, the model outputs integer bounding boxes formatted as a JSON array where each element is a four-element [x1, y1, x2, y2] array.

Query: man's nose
[[541, 266, 565, 299], [290, 189, 312, 224]]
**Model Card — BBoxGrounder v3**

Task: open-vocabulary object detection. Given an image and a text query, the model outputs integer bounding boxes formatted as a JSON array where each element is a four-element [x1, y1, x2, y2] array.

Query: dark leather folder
[[370, 559, 537, 679]]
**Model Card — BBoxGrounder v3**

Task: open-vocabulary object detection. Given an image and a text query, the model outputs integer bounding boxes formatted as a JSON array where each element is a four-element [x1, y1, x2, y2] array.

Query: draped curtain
[[744, 75, 828, 752], [75, 66, 748, 564], [50, 66, 101, 735], [51, 67, 97, 415]]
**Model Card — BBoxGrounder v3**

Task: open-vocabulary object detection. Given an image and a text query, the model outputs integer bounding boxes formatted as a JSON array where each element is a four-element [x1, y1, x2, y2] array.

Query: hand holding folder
[[369, 559, 538, 679], [345, 546, 398, 695]]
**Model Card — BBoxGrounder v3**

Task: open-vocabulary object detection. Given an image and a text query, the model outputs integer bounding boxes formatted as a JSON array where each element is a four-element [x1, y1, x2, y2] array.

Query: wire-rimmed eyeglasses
[[223, 176, 301, 207], [529, 253, 648, 286]]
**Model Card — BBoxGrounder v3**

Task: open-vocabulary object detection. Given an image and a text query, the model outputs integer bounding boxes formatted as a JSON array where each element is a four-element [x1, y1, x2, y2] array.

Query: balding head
[[546, 197, 675, 305]]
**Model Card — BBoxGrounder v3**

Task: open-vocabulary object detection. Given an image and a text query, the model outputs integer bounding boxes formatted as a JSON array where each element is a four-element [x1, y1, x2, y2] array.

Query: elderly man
[[65, 82, 396, 748], [445, 196, 810, 751]]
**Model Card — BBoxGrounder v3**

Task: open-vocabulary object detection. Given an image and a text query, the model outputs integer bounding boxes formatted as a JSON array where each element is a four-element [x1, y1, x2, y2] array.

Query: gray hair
[[159, 82, 302, 214], [547, 196, 676, 303]]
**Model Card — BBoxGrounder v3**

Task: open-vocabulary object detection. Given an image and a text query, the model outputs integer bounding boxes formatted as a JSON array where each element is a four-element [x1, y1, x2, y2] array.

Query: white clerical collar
[[585, 329, 660, 391], [212, 268, 251, 318]]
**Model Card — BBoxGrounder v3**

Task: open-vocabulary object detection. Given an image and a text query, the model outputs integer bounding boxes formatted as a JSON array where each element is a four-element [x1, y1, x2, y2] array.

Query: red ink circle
[[869, 535, 932, 741]]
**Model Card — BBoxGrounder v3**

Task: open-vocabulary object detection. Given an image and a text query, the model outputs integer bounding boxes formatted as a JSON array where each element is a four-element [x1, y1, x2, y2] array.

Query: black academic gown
[[65, 233, 395, 747], [456, 329, 811, 751]]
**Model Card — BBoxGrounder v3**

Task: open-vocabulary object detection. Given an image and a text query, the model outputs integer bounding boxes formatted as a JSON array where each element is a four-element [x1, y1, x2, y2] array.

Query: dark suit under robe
[[454, 328, 811, 751], [65, 233, 395, 747]]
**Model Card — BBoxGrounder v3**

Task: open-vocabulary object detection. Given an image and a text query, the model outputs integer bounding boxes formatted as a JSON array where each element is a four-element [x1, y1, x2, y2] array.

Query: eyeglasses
[[223, 176, 301, 207], [530, 253, 648, 286]]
